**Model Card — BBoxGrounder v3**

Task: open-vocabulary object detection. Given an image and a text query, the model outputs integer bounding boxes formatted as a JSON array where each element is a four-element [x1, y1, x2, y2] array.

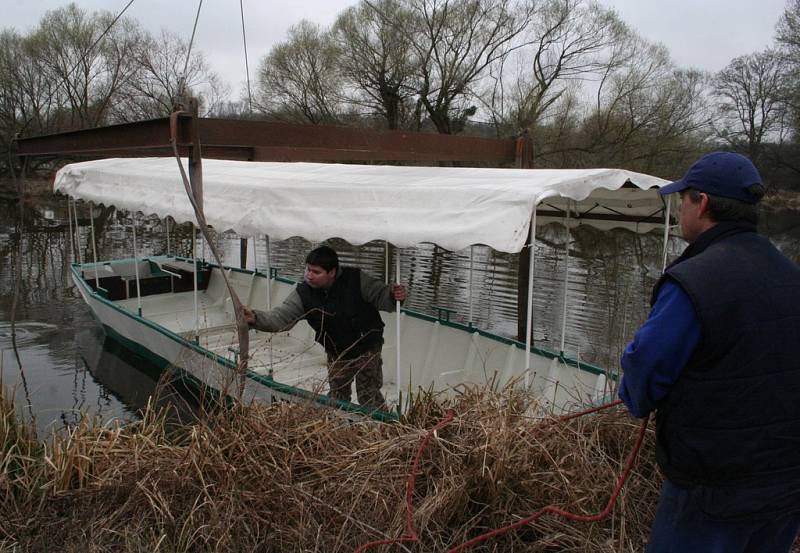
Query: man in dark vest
[[619, 152, 800, 552], [243, 245, 407, 410]]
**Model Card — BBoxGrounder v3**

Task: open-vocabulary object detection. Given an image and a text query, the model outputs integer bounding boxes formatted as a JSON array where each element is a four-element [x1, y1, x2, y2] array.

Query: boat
[[50, 155, 670, 420]]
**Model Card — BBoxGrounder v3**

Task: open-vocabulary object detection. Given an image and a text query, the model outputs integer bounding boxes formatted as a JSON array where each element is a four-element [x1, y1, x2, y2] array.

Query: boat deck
[[102, 262, 610, 412], [115, 289, 366, 401]]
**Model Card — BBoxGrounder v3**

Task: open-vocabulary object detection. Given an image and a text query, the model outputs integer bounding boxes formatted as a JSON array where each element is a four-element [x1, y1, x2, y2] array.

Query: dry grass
[[0, 383, 720, 552]]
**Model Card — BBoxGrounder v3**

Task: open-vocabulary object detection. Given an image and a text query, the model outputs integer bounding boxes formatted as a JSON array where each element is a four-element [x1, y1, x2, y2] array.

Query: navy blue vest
[[296, 267, 385, 358], [653, 225, 800, 507]]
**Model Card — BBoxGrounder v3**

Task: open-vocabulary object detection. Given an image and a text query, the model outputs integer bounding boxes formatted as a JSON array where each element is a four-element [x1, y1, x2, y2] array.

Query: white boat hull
[[73, 257, 614, 420]]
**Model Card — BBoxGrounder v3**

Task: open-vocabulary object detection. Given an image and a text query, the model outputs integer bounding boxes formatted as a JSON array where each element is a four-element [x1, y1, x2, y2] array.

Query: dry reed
[[1, 383, 793, 553]]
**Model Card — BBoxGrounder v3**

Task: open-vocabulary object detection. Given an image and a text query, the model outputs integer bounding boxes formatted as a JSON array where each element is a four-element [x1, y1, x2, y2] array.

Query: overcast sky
[[3, 0, 789, 98]]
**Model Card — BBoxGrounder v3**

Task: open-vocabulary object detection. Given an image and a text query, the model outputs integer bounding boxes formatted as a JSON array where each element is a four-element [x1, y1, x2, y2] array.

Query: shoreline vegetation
[[2, 382, 664, 552]]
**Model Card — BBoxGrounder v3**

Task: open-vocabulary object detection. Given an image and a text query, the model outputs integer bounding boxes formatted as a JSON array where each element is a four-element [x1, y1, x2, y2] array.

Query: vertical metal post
[[66, 196, 75, 264], [661, 195, 672, 273], [264, 235, 272, 310], [384, 240, 390, 285], [514, 130, 534, 342], [132, 214, 142, 316], [252, 235, 258, 272], [88, 202, 100, 288], [395, 246, 402, 406], [264, 234, 273, 376], [240, 237, 248, 269], [192, 225, 199, 343], [73, 198, 83, 265], [524, 207, 538, 387], [165, 216, 171, 257], [468, 245, 475, 325], [187, 98, 204, 214], [560, 201, 571, 354]]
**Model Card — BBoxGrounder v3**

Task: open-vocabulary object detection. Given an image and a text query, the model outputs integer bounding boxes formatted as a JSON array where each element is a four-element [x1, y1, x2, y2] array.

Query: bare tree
[[777, 0, 800, 59], [577, 33, 712, 169], [524, 0, 626, 129], [713, 49, 788, 162], [587, 67, 711, 173], [776, 0, 800, 136], [484, 17, 712, 173], [0, 31, 51, 138], [255, 20, 344, 124], [398, 0, 536, 134], [333, 0, 417, 129], [89, 14, 146, 123], [30, 4, 139, 129], [477, 0, 628, 137], [113, 29, 228, 122], [770, 0, 800, 185]]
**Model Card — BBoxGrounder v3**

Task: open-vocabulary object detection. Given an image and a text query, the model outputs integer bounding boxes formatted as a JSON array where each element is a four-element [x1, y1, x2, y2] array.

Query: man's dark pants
[[327, 344, 386, 409], [647, 479, 800, 553]]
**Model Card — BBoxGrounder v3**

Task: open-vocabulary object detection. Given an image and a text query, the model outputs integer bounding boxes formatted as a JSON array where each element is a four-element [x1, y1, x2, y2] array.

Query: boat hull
[[72, 259, 614, 420]]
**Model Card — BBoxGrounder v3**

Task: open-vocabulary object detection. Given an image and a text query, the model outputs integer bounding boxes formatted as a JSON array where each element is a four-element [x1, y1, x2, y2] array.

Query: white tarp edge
[[54, 157, 669, 253]]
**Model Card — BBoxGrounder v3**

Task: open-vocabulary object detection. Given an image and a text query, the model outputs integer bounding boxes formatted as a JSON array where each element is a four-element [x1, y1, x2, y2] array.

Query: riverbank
[[3, 385, 661, 552]]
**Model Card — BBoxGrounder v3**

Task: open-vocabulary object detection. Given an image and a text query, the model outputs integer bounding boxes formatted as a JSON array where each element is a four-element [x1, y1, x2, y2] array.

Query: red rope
[[354, 409, 456, 553], [558, 398, 623, 422], [354, 399, 647, 553], [448, 414, 649, 552]]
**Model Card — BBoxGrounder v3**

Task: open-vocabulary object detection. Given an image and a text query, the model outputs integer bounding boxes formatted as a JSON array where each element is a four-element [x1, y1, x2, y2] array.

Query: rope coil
[[355, 399, 649, 552]]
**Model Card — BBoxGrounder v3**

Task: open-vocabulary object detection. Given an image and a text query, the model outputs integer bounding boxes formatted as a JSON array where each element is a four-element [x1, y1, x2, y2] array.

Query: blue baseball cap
[[658, 152, 763, 204]]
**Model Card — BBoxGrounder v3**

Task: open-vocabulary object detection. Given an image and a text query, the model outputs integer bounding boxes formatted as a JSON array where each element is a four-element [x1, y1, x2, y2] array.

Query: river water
[[2, 193, 798, 434]]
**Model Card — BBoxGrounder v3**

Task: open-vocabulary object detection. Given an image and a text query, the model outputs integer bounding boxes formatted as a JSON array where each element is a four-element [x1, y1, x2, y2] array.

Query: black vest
[[296, 267, 385, 358], [653, 226, 800, 499]]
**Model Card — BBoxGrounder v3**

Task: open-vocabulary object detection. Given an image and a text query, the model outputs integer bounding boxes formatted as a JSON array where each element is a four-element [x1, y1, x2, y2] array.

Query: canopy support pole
[[132, 214, 142, 316], [265, 234, 273, 377], [395, 247, 402, 409], [264, 235, 272, 310], [88, 202, 100, 288], [524, 206, 538, 388], [661, 195, 672, 273], [514, 129, 534, 342], [73, 198, 83, 265], [560, 201, 571, 354], [240, 237, 248, 269], [468, 246, 475, 325], [165, 216, 171, 257], [192, 225, 199, 344], [384, 241, 389, 285], [66, 196, 75, 264]]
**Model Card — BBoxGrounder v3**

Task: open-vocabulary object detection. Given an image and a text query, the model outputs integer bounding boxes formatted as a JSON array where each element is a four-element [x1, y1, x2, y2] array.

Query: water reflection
[[1, 194, 798, 432]]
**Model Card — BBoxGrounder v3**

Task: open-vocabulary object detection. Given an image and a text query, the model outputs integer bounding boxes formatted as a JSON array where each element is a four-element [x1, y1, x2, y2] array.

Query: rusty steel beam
[[16, 117, 519, 163], [16, 118, 184, 156], [198, 118, 518, 163]]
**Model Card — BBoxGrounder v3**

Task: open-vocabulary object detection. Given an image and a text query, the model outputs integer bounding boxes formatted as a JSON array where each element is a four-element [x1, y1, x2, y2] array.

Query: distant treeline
[[2, 0, 800, 191]]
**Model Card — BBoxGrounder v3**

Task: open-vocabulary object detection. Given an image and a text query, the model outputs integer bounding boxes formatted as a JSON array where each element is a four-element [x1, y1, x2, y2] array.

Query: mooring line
[[354, 399, 649, 553]]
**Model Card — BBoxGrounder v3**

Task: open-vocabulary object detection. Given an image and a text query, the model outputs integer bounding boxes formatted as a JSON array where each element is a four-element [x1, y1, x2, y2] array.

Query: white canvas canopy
[[54, 157, 670, 253]]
